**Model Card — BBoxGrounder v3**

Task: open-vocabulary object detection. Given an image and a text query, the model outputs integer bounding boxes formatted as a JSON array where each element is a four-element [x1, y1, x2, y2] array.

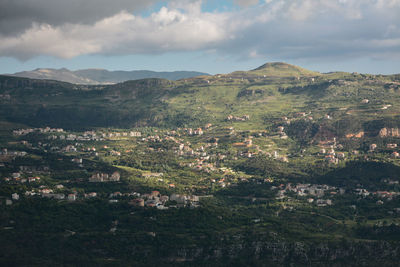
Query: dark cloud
[[0, 0, 399, 64], [0, 0, 158, 36]]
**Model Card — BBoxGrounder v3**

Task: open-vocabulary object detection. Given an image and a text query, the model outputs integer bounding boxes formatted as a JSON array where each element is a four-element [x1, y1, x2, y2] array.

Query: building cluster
[[227, 114, 250, 121], [0, 148, 27, 157], [318, 138, 346, 164], [275, 183, 339, 206], [105, 131, 141, 138], [48, 132, 104, 141], [8, 187, 200, 210], [185, 128, 204, 136], [354, 188, 400, 201], [15, 128, 142, 142], [128, 191, 200, 209], [2, 164, 49, 183], [13, 127, 64, 136], [89, 171, 120, 182]]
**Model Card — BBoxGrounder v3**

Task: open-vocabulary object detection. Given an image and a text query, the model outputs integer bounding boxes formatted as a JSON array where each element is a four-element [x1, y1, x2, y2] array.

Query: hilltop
[[251, 62, 321, 77], [7, 68, 209, 84]]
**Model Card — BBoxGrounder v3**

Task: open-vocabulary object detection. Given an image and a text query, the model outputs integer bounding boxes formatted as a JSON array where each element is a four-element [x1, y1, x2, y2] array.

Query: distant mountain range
[[7, 68, 209, 84], [1, 61, 399, 130]]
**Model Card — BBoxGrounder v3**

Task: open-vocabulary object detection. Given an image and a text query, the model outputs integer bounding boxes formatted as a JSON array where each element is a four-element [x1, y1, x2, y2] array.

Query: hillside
[[8, 68, 209, 84], [1, 62, 400, 131], [1, 62, 400, 266]]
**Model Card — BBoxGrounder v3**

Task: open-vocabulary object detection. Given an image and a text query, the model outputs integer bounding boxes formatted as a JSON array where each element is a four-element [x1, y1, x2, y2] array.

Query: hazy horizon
[[0, 0, 399, 75]]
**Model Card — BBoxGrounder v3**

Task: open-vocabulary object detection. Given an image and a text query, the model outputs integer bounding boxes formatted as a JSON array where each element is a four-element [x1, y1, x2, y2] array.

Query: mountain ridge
[[1, 61, 399, 130], [7, 68, 209, 84]]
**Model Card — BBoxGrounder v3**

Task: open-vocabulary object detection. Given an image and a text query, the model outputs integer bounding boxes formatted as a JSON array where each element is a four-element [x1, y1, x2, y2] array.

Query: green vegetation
[[1, 62, 400, 266]]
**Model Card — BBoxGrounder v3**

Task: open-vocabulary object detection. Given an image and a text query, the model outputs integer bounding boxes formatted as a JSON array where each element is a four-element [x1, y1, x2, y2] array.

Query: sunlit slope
[[0, 62, 400, 133]]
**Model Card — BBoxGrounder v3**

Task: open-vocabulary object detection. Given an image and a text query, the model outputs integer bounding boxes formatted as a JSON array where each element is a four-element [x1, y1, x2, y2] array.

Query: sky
[[0, 0, 400, 75]]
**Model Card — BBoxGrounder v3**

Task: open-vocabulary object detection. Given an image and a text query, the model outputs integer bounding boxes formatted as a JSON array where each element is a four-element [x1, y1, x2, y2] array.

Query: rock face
[[155, 240, 400, 266], [346, 131, 365, 138], [379, 128, 400, 137]]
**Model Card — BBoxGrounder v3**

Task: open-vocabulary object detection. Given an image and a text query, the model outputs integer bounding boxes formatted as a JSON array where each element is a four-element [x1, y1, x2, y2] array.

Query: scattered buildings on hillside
[[89, 171, 120, 182]]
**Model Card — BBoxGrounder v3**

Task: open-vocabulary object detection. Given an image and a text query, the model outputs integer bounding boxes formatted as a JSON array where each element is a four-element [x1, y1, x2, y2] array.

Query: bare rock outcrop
[[379, 128, 400, 137]]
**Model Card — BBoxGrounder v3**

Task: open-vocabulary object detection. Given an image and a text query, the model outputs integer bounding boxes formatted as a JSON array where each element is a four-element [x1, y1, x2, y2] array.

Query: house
[[151, 191, 160, 198], [130, 198, 145, 207], [142, 173, 163, 178], [337, 153, 345, 159], [188, 195, 199, 202], [71, 158, 83, 164], [145, 199, 158, 207], [325, 155, 338, 164], [85, 192, 97, 198], [41, 188, 53, 194], [110, 171, 120, 182], [90, 173, 108, 182], [375, 191, 392, 198], [227, 115, 250, 121], [64, 145, 77, 152], [387, 143, 397, 149], [244, 138, 253, 146], [160, 195, 169, 203], [68, 194, 77, 201], [90, 172, 120, 182], [109, 192, 122, 198], [316, 199, 332, 206], [369, 144, 377, 151], [170, 194, 187, 204], [129, 131, 142, 137], [194, 128, 203, 135], [11, 193, 19, 200], [28, 177, 40, 183]]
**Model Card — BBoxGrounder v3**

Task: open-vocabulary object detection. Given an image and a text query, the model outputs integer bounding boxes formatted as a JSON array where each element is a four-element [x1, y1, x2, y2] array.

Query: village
[[6, 186, 201, 210], [2, 119, 400, 212]]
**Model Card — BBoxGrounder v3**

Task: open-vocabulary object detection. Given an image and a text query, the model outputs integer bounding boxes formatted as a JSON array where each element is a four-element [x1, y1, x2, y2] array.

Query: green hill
[[2, 62, 400, 266], [250, 62, 321, 77], [1, 62, 400, 133]]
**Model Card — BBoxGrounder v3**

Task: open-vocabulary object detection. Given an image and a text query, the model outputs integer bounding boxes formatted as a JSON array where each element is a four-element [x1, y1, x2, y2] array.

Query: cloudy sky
[[0, 0, 400, 74]]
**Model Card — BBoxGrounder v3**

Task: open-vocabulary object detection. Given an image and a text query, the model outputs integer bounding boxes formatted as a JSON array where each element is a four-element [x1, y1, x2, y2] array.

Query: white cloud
[[0, 5, 230, 60], [0, 0, 399, 62]]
